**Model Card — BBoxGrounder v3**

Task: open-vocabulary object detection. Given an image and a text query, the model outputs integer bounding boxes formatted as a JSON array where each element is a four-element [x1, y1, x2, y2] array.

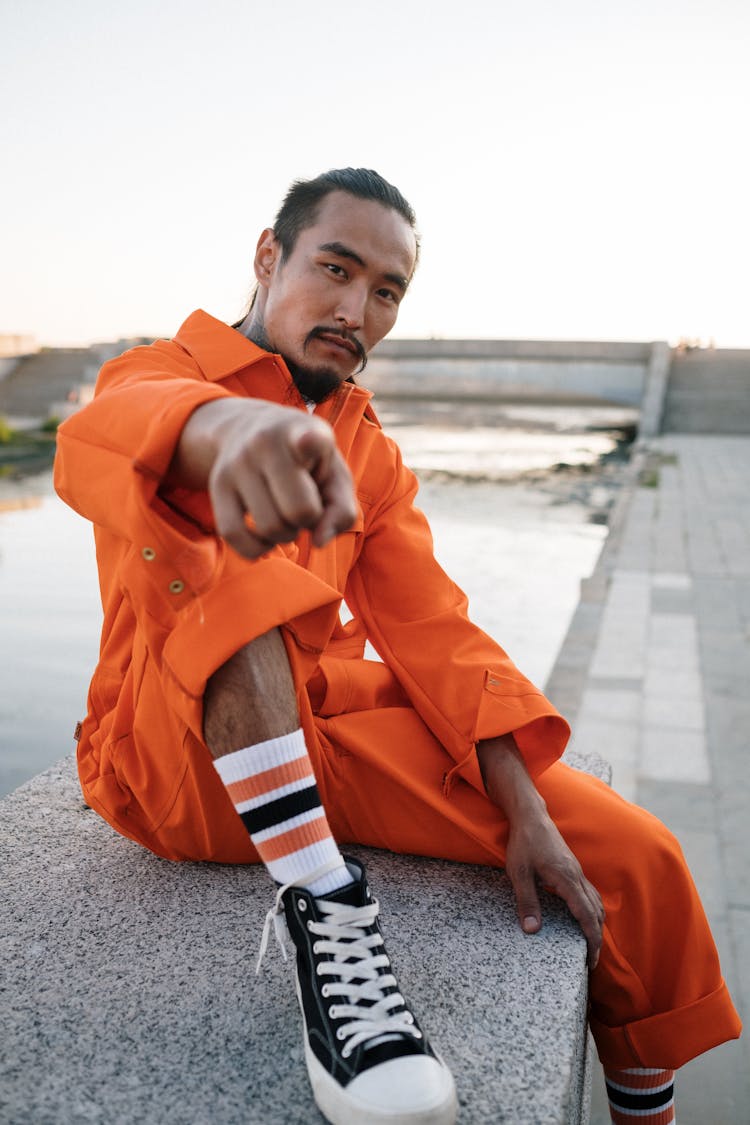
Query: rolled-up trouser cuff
[[161, 555, 342, 734], [590, 978, 742, 1070]]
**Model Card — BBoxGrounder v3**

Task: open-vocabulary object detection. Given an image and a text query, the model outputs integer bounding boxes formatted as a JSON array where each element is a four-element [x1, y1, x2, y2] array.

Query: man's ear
[[254, 228, 281, 289]]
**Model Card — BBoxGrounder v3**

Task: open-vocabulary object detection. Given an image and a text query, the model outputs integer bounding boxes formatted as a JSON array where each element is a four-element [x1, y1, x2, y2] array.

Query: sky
[[1, 0, 748, 347]]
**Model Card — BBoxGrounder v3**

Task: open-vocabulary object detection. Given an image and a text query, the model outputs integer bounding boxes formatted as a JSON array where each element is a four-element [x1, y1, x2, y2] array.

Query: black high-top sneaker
[[262, 857, 457, 1125]]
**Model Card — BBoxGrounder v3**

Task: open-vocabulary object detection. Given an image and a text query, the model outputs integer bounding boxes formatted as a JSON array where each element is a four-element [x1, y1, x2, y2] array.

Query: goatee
[[245, 319, 366, 405], [282, 360, 343, 405]]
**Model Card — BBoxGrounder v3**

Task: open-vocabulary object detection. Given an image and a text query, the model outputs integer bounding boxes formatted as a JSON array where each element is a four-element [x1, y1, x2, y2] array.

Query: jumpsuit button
[[141, 547, 156, 561], [168, 579, 185, 595]]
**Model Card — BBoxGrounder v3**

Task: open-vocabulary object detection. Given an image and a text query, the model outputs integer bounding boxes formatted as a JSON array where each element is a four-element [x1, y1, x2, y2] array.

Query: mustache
[[304, 326, 367, 373]]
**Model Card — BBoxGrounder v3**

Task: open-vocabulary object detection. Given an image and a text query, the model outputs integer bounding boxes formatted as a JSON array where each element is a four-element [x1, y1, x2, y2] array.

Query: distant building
[[0, 334, 37, 358]]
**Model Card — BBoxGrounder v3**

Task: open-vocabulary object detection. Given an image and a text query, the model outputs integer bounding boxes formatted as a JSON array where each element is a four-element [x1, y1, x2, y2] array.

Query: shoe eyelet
[[298, 898, 307, 911], [306, 920, 314, 931]]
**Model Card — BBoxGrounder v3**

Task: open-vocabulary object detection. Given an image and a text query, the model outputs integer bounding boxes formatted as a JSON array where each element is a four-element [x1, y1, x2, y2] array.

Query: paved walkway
[[547, 434, 750, 1123]]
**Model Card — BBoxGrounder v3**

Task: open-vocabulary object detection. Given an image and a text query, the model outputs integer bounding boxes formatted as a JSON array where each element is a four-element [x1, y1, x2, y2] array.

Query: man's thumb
[[512, 870, 542, 934]]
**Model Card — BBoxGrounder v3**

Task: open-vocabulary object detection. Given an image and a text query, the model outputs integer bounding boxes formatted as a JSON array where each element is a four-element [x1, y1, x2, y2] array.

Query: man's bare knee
[[203, 628, 300, 758]]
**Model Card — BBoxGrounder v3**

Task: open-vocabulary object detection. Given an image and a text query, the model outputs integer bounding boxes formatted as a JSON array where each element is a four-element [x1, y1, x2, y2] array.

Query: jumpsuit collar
[[173, 309, 378, 435]]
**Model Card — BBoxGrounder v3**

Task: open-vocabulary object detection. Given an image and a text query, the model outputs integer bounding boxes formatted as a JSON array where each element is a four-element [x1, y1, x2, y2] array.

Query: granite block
[[0, 757, 593, 1125]]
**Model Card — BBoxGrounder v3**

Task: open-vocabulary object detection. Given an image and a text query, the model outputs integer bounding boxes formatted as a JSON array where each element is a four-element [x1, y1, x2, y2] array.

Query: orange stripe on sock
[[225, 756, 313, 804], [258, 813, 330, 862], [607, 1068, 674, 1092]]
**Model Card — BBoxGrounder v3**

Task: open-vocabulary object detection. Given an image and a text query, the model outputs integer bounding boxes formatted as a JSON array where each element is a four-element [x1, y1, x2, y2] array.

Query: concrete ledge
[[1, 755, 604, 1124], [373, 340, 653, 362], [365, 338, 663, 408]]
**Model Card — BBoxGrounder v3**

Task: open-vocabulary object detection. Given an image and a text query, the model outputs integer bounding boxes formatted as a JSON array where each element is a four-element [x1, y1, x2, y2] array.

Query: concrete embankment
[[2, 335, 749, 439], [368, 339, 666, 415]]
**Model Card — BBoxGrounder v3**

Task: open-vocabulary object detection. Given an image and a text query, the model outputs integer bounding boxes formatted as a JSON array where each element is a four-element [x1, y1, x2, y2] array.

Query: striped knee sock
[[604, 1067, 675, 1124], [213, 729, 351, 898]]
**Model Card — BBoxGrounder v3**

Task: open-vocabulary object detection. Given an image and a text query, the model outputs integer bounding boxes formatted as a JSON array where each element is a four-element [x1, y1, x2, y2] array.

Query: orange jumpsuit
[[54, 310, 741, 1070]]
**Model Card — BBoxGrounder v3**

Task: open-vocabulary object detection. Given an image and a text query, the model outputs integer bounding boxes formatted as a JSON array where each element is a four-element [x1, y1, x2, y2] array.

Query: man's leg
[[313, 700, 741, 1123], [602, 1068, 675, 1124], [204, 629, 457, 1125], [205, 628, 351, 896]]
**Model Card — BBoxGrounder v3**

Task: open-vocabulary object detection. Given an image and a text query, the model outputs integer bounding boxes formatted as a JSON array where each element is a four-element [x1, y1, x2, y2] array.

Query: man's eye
[[377, 288, 398, 303], [325, 263, 346, 277]]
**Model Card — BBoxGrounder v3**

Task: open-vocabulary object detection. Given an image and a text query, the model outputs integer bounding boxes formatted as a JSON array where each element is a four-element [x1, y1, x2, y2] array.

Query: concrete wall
[[367, 339, 660, 407], [12, 336, 747, 436]]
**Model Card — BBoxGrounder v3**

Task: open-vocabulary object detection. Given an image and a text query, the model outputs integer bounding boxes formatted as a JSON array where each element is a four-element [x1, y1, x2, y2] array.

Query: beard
[[284, 356, 345, 404], [248, 319, 367, 405]]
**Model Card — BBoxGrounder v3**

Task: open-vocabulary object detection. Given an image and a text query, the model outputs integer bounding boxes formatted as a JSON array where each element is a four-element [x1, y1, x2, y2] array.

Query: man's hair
[[272, 167, 419, 265]]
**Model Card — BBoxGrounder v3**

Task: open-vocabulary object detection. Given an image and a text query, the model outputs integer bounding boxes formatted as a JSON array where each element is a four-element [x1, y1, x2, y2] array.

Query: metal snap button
[[141, 547, 156, 561], [168, 579, 185, 595]]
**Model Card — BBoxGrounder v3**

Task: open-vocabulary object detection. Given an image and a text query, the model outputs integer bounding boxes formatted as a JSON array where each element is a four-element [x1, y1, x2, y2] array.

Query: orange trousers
[[86, 644, 742, 1075]]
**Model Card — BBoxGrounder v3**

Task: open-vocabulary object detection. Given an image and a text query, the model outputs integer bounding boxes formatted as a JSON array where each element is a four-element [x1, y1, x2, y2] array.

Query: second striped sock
[[604, 1067, 675, 1124]]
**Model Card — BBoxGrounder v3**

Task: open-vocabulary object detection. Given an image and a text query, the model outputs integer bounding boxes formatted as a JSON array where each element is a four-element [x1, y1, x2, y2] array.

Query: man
[[55, 168, 740, 1125]]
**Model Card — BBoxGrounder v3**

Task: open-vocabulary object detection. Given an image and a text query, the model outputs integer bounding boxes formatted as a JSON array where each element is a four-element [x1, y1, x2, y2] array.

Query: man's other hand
[[476, 735, 604, 969], [167, 398, 358, 559], [503, 805, 604, 969]]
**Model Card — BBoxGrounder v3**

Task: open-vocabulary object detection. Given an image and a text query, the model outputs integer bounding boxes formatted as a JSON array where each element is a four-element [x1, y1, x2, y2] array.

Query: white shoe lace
[[256, 859, 346, 973], [256, 860, 422, 1059], [310, 896, 422, 1058]]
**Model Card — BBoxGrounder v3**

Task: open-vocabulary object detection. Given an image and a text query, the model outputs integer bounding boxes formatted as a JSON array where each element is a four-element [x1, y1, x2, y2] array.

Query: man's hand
[[476, 736, 604, 968], [166, 398, 358, 559], [503, 802, 604, 968]]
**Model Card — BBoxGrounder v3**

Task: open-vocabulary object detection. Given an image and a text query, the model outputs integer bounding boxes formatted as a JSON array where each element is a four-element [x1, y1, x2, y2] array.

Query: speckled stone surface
[[1, 756, 594, 1124]]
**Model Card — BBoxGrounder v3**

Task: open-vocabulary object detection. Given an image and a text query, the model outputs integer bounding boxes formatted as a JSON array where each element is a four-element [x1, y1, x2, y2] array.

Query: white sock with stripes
[[604, 1067, 676, 1124], [212, 729, 351, 898]]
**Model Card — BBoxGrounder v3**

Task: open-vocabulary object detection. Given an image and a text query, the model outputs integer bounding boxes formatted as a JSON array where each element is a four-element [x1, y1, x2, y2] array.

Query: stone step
[[662, 353, 750, 434], [0, 350, 90, 419]]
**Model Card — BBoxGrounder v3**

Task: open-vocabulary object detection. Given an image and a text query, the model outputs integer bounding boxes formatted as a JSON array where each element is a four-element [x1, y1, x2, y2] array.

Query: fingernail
[[523, 916, 538, 932]]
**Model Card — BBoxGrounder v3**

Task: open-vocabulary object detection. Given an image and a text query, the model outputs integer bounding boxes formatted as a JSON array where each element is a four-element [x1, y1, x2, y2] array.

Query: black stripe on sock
[[240, 782, 321, 836], [605, 1082, 674, 1111]]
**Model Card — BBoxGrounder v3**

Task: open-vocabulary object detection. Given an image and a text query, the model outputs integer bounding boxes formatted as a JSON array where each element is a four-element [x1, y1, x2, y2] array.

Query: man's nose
[[334, 285, 366, 329]]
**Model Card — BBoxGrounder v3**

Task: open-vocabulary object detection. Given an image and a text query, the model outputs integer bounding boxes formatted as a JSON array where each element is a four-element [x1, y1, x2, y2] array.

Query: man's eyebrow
[[319, 241, 365, 268], [318, 241, 409, 293]]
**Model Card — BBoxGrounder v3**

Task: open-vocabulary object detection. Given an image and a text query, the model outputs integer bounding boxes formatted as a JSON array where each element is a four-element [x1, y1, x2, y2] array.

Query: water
[[0, 404, 633, 797], [0, 477, 99, 795], [376, 399, 634, 479]]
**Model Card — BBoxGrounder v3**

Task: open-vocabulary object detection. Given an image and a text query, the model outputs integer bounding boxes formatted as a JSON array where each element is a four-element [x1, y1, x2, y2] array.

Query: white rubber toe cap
[[345, 1055, 457, 1123]]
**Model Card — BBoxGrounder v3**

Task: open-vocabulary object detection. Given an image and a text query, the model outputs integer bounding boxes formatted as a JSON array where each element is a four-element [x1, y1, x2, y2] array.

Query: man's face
[[252, 191, 417, 401]]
